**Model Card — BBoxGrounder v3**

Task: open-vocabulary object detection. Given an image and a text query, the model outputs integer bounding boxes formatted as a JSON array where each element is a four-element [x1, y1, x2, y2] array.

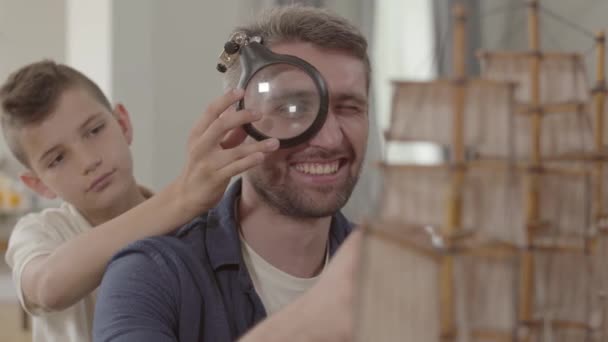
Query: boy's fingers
[[188, 109, 259, 159], [199, 108, 261, 151], [220, 127, 248, 149], [324, 229, 362, 279], [215, 138, 279, 171], [215, 152, 266, 180], [190, 88, 244, 139]]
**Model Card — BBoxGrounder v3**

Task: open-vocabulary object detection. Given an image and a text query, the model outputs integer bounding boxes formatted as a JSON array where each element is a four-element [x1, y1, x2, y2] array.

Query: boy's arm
[[19, 186, 193, 312], [16, 89, 279, 311]]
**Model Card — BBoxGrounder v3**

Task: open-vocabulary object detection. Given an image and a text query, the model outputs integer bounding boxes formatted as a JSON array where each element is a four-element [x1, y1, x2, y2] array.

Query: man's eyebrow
[[262, 91, 368, 108], [265, 90, 318, 102], [334, 93, 368, 106]]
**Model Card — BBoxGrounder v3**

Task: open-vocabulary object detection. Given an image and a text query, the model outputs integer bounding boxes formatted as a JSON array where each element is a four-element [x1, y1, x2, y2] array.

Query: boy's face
[[19, 87, 137, 213], [245, 41, 369, 217]]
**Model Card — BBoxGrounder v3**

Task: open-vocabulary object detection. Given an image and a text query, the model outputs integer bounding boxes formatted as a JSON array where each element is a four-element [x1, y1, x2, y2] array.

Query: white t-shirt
[[5, 202, 95, 342], [240, 235, 328, 315]]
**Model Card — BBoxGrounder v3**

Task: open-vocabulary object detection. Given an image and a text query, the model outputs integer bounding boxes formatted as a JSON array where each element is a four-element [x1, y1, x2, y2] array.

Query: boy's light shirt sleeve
[[4, 202, 96, 342], [5, 211, 65, 315], [5, 187, 151, 314], [5, 203, 92, 315], [4, 187, 151, 342]]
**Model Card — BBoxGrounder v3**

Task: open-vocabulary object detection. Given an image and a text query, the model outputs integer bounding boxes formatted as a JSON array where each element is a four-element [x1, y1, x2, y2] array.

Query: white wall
[[111, 0, 158, 188], [66, 0, 112, 99], [0, 0, 66, 78]]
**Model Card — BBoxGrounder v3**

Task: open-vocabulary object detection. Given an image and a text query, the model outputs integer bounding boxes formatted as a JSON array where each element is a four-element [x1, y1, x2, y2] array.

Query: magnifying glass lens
[[243, 63, 321, 139]]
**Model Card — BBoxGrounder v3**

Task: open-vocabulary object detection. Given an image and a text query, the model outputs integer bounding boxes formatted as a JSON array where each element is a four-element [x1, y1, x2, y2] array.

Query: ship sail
[[477, 3, 600, 339], [386, 79, 515, 161], [355, 0, 605, 341], [479, 52, 593, 160]]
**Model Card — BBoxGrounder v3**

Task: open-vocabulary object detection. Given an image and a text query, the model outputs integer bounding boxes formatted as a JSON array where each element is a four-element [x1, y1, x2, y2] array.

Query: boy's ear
[[113, 103, 134, 145], [20, 170, 57, 199]]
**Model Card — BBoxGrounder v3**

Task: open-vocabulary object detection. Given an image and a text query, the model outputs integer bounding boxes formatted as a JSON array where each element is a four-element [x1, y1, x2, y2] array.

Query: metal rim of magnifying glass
[[236, 44, 329, 149]]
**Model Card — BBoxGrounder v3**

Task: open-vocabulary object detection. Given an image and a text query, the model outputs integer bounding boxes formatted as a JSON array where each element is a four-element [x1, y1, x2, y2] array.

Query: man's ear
[[113, 103, 134, 145], [20, 170, 57, 199]]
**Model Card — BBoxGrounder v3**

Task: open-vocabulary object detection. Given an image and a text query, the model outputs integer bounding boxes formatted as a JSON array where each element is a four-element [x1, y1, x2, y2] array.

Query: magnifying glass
[[217, 32, 329, 148]]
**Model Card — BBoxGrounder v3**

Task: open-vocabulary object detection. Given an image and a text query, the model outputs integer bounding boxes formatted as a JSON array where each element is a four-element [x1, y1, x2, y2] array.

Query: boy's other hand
[[239, 230, 362, 342], [173, 88, 279, 218], [298, 229, 362, 341]]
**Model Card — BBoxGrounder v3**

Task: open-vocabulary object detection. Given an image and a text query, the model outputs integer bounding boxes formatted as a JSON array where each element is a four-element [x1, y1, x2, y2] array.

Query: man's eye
[[274, 102, 314, 118], [337, 105, 361, 115]]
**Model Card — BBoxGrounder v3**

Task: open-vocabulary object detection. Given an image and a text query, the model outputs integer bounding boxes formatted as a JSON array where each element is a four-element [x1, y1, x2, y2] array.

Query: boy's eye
[[87, 123, 106, 137], [48, 154, 64, 168]]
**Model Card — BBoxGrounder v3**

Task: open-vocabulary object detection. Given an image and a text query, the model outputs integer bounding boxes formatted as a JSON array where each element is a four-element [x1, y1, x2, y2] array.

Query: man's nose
[[307, 112, 343, 149]]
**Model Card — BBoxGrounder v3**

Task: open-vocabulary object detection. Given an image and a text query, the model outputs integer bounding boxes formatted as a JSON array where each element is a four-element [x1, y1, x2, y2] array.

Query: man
[[93, 6, 369, 341]]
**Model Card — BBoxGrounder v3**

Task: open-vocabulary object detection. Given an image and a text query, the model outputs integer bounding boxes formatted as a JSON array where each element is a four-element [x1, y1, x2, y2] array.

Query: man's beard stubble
[[248, 151, 361, 218]]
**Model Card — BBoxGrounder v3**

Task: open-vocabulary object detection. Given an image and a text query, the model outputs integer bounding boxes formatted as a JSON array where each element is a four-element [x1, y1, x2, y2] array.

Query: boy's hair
[[0, 60, 112, 168], [224, 5, 370, 89]]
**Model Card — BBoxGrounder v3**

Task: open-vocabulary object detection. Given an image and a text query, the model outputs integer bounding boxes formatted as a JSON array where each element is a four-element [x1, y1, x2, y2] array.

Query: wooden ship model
[[356, 1, 608, 341]]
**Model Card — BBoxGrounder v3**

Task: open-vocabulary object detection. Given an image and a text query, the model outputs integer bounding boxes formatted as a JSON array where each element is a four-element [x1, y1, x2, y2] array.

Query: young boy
[[1, 60, 279, 342]]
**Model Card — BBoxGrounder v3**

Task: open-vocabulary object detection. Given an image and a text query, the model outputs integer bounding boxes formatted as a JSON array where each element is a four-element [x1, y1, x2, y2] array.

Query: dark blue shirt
[[93, 180, 353, 342]]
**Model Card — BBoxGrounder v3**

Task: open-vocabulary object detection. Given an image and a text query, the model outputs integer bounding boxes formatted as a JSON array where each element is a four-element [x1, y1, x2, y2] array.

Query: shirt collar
[[204, 179, 354, 271]]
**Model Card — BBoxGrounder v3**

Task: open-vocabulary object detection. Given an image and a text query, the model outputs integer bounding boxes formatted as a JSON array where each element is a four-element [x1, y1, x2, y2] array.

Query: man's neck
[[238, 183, 332, 278], [80, 182, 147, 227]]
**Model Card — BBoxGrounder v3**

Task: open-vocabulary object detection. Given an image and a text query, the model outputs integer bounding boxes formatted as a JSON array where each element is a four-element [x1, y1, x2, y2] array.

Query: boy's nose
[[80, 151, 102, 175], [307, 112, 343, 149]]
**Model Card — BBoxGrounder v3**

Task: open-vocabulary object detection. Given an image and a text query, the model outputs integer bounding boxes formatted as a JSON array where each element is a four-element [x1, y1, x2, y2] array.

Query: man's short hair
[[0, 60, 112, 167], [224, 5, 370, 89]]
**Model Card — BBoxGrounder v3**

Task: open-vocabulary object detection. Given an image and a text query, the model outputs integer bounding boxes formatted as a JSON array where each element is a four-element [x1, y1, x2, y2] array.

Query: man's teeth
[[294, 162, 340, 175]]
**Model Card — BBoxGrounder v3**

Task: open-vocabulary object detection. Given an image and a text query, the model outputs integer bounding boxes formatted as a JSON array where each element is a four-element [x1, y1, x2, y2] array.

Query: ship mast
[[440, 4, 468, 341], [594, 30, 607, 341], [519, 1, 541, 339], [594, 31, 606, 223]]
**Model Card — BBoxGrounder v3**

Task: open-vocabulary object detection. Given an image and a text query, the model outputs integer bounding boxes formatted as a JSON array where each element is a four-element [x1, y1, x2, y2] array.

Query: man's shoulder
[[333, 210, 355, 236], [327, 211, 355, 256], [110, 215, 209, 273], [99, 215, 215, 317]]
